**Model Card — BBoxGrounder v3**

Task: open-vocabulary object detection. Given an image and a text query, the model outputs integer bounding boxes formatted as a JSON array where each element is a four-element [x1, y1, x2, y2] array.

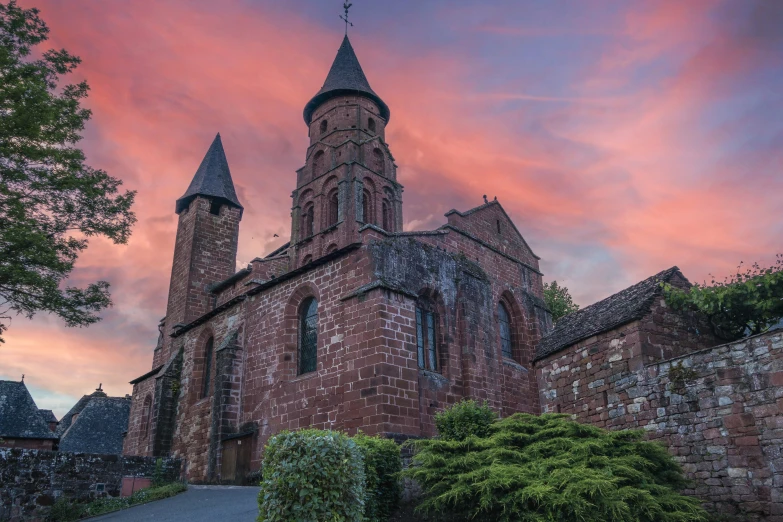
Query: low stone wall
[[537, 328, 783, 521], [0, 449, 181, 522]]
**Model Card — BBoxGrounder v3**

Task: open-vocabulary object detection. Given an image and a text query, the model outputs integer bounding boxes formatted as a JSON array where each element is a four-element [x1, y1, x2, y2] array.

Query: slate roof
[[58, 396, 131, 454], [55, 386, 107, 437], [303, 35, 390, 125], [0, 380, 58, 440], [535, 267, 684, 361], [38, 409, 57, 424], [175, 133, 243, 214]]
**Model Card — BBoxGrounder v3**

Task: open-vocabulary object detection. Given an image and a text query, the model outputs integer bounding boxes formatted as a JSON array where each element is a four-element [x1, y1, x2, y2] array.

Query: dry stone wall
[[537, 328, 783, 521], [0, 448, 180, 522]]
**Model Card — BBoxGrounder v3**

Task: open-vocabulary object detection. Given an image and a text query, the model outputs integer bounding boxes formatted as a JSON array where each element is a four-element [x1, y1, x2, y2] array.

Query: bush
[[47, 483, 187, 521], [47, 498, 85, 522], [353, 433, 402, 522], [662, 256, 783, 341], [434, 399, 497, 441], [257, 429, 365, 522], [403, 414, 708, 522]]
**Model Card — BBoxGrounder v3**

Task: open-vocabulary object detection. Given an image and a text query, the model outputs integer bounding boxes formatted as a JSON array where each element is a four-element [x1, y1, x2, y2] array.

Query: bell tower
[[154, 133, 243, 366], [290, 36, 403, 266]]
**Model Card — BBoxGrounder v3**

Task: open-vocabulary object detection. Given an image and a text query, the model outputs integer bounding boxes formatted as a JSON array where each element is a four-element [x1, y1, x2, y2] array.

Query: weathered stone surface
[[537, 329, 783, 521], [0, 448, 180, 522]]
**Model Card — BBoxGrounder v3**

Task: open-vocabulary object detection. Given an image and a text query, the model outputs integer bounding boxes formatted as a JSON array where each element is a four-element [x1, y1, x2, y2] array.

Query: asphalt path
[[89, 485, 260, 522]]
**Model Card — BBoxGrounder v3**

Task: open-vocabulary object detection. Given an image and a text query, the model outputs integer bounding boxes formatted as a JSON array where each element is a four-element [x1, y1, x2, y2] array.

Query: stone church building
[[123, 36, 550, 482]]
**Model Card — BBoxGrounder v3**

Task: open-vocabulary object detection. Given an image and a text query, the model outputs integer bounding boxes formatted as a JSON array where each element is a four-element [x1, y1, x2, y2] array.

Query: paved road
[[90, 485, 260, 522]]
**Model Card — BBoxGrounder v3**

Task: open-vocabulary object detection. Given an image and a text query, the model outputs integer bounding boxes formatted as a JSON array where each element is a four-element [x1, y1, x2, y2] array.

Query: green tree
[[0, 1, 135, 342], [403, 414, 708, 522], [434, 399, 496, 442], [662, 256, 783, 342], [543, 280, 579, 323]]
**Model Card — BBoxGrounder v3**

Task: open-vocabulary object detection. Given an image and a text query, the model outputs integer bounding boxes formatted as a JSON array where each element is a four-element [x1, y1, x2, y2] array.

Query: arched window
[[298, 297, 318, 375], [372, 148, 384, 175], [302, 204, 314, 238], [141, 395, 152, 437], [368, 118, 376, 134], [362, 190, 372, 224], [312, 150, 325, 178], [415, 297, 438, 372], [320, 119, 328, 136], [201, 337, 214, 398], [498, 302, 513, 359], [382, 200, 390, 231], [327, 190, 339, 226]]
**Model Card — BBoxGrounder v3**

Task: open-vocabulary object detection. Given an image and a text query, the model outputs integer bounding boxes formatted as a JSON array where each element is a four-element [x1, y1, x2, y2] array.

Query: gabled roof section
[[38, 409, 57, 424], [175, 133, 243, 214], [0, 380, 58, 440], [58, 397, 131, 454], [535, 267, 684, 361], [303, 35, 390, 125], [444, 199, 540, 260], [55, 386, 106, 437]]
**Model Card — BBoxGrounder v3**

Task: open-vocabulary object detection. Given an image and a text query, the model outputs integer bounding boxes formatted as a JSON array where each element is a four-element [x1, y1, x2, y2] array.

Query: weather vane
[[340, 2, 353, 35]]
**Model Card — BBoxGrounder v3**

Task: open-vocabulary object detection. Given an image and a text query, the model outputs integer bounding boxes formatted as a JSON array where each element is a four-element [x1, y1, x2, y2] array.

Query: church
[[123, 35, 550, 483]]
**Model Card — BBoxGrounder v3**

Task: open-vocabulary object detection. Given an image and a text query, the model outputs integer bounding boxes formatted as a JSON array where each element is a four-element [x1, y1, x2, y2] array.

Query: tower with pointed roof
[[291, 35, 402, 266], [154, 133, 243, 367]]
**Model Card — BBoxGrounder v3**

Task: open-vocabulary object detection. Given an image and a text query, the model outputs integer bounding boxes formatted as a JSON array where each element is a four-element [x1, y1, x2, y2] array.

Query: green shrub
[[662, 256, 783, 341], [47, 483, 187, 521], [47, 498, 85, 522], [257, 429, 365, 522], [434, 399, 497, 441], [353, 433, 402, 522], [403, 413, 708, 522]]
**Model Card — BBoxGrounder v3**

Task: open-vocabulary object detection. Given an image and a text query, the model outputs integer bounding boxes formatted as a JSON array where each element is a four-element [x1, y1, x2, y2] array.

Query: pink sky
[[2, 0, 781, 417]]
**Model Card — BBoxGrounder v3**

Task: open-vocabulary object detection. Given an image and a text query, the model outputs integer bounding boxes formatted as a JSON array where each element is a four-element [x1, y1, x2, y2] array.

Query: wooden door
[[221, 439, 237, 483], [236, 435, 252, 485]]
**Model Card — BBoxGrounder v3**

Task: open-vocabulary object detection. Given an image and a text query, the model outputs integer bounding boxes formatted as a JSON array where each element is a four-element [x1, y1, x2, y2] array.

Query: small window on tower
[[368, 118, 376, 133], [320, 119, 328, 136], [210, 200, 221, 216]]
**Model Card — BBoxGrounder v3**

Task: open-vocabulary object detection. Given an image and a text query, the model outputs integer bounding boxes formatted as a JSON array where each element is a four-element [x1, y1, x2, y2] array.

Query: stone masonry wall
[[537, 328, 783, 521], [0, 448, 180, 522]]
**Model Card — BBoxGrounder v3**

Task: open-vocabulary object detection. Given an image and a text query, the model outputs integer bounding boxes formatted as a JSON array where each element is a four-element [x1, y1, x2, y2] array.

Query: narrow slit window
[[298, 298, 319, 375], [202, 337, 214, 398], [415, 302, 438, 372]]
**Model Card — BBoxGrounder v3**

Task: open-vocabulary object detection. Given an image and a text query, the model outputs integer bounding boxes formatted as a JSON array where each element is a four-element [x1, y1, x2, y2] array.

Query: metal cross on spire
[[340, 2, 353, 35]]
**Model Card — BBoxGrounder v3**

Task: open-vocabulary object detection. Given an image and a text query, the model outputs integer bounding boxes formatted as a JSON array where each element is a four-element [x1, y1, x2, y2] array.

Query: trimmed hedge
[[434, 399, 497, 441], [353, 433, 402, 522], [257, 429, 365, 522], [403, 413, 709, 522]]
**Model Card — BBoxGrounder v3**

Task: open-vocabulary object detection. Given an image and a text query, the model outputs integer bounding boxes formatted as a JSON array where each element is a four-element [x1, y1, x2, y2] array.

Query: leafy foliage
[[662, 256, 783, 341], [47, 483, 187, 521], [403, 413, 708, 522], [257, 429, 365, 522], [434, 399, 497, 442], [543, 281, 579, 323], [353, 433, 402, 522], [0, 1, 136, 342]]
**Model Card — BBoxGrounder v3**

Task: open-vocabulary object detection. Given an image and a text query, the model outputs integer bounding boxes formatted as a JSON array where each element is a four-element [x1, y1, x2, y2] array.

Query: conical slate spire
[[303, 35, 390, 125], [175, 133, 243, 214]]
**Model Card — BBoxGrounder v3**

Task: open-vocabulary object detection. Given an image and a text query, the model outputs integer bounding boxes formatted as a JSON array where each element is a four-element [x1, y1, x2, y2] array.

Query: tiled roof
[[58, 397, 131, 454], [303, 35, 390, 124], [175, 133, 243, 214], [535, 267, 683, 361], [0, 380, 58, 440], [38, 409, 57, 424]]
